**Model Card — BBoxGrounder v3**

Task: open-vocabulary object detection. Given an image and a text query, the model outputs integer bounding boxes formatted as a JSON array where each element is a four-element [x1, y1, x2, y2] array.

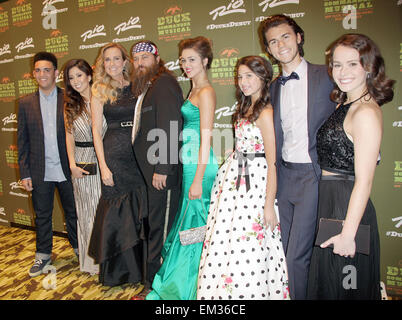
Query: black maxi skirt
[[307, 175, 381, 300]]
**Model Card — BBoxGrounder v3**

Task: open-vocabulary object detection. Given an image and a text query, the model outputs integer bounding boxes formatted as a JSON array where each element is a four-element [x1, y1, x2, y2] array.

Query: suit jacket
[[133, 72, 184, 189], [17, 87, 71, 185], [270, 62, 336, 180]]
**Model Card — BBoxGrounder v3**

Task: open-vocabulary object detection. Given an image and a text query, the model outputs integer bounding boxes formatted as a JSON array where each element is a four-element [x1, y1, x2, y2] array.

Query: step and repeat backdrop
[[0, 0, 400, 297]]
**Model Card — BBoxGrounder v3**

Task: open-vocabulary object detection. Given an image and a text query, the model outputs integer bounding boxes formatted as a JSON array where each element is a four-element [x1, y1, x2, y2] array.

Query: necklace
[[345, 91, 369, 106]]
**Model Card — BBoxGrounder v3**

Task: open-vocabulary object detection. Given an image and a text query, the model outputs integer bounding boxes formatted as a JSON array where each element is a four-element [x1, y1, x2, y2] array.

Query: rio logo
[[15, 37, 34, 53], [258, 0, 299, 12], [209, 0, 246, 21], [81, 24, 106, 42], [0, 43, 11, 56], [114, 16, 141, 35]]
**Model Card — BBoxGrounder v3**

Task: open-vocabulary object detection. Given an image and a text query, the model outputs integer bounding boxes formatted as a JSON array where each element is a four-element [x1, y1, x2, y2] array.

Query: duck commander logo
[[45, 30, 69, 58], [11, 0, 32, 27], [0, 77, 15, 102], [324, 0, 374, 22], [0, 7, 9, 32], [157, 5, 191, 42], [211, 48, 240, 86]]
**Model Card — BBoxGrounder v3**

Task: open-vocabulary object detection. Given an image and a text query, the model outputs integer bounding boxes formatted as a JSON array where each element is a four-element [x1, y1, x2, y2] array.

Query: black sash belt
[[235, 151, 266, 192], [321, 167, 355, 180], [75, 141, 94, 148], [321, 174, 355, 181]]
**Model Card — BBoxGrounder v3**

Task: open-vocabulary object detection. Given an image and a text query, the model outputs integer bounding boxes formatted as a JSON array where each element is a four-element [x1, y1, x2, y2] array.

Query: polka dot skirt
[[197, 120, 290, 300]]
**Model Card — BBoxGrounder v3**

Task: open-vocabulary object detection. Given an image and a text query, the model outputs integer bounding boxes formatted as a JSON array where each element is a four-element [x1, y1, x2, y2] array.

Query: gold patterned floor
[[0, 225, 143, 300]]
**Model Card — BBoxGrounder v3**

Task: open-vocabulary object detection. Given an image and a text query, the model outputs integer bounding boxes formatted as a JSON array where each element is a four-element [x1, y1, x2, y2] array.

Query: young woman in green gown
[[146, 36, 218, 300]]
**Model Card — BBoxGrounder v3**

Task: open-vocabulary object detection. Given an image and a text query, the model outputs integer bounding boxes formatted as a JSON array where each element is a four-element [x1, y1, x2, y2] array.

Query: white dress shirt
[[280, 58, 311, 163]]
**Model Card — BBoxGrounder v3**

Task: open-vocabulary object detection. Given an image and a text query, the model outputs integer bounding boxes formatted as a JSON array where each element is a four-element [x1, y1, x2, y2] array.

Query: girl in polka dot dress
[[197, 56, 290, 300]]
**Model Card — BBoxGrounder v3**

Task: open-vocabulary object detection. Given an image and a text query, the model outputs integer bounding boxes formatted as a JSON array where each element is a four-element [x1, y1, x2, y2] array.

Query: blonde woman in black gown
[[88, 43, 146, 286]]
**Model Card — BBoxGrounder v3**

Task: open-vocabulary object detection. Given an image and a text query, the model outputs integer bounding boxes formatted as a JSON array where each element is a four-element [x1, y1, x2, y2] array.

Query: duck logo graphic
[[210, 48, 240, 86], [18, 72, 37, 97], [220, 48, 239, 58], [166, 5, 182, 15], [13, 208, 31, 226], [50, 30, 61, 37], [5, 145, 19, 169], [157, 5, 191, 42], [12, 0, 32, 27], [45, 29, 69, 58]]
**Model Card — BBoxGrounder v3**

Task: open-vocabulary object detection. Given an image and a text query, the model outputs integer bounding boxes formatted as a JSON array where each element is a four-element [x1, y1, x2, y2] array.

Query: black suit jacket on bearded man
[[133, 72, 184, 190]]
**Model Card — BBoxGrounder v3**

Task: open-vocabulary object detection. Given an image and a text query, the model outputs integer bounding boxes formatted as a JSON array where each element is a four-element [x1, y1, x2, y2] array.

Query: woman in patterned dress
[[63, 59, 106, 274], [197, 56, 289, 300]]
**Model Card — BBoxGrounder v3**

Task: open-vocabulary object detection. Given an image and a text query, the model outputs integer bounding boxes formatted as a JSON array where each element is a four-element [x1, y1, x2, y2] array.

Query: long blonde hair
[[92, 43, 133, 104]]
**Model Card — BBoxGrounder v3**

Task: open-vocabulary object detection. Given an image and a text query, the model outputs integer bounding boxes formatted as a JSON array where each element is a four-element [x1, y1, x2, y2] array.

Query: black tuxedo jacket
[[270, 62, 336, 179], [17, 87, 71, 185], [133, 72, 184, 189]]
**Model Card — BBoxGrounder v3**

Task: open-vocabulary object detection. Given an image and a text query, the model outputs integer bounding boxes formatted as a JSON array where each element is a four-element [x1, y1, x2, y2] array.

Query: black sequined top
[[316, 103, 355, 175]]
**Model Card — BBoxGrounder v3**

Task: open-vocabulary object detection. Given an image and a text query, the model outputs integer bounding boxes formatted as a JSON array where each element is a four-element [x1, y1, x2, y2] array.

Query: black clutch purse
[[76, 162, 97, 175], [314, 218, 370, 255]]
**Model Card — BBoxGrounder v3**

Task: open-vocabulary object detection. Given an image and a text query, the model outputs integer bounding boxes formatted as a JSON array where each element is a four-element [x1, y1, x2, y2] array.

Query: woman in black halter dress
[[307, 34, 395, 300], [88, 43, 146, 287]]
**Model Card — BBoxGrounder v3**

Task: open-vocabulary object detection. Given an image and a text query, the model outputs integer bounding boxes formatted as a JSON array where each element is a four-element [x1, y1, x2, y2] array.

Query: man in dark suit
[[260, 15, 336, 299], [130, 41, 183, 298], [17, 52, 78, 277]]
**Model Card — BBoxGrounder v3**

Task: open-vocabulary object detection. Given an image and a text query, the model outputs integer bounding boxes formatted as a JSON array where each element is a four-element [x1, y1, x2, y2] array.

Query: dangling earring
[[366, 72, 371, 79]]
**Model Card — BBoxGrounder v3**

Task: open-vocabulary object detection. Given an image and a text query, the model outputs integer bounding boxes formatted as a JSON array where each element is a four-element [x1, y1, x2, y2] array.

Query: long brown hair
[[328, 33, 395, 106], [63, 59, 93, 133], [232, 56, 273, 124]]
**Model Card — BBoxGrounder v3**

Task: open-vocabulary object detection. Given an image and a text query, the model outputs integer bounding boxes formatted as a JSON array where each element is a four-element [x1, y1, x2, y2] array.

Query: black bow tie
[[278, 72, 299, 86]]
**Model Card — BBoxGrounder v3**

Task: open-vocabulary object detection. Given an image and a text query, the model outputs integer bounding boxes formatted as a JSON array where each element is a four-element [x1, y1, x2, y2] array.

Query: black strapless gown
[[88, 84, 147, 287]]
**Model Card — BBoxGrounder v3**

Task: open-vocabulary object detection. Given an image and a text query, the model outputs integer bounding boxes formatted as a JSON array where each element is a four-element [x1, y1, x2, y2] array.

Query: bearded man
[[130, 40, 183, 298]]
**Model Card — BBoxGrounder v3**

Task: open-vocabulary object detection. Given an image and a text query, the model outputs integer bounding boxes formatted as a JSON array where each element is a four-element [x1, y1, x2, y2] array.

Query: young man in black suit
[[130, 41, 183, 298], [17, 52, 78, 277], [260, 15, 336, 299]]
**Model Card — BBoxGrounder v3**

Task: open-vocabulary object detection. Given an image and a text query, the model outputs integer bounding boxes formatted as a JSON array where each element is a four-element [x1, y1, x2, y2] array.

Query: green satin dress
[[146, 99, 218, 300]]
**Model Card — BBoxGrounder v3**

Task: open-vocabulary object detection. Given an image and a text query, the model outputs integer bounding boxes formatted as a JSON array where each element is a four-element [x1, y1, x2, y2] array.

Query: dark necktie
[[278, 71, 299, 86]]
